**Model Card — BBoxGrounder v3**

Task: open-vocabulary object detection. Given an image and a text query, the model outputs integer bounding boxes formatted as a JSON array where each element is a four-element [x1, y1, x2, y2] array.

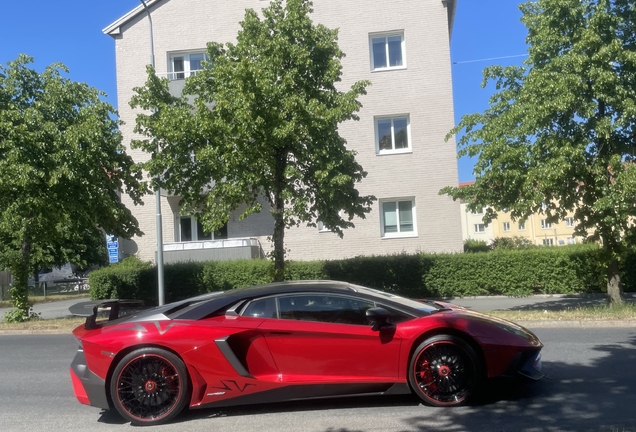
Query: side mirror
[[366, 307, 391, 331]]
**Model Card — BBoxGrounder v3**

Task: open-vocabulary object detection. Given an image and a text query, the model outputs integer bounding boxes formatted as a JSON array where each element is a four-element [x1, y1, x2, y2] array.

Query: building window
[[474, 224, 485, 233], [503, 222, 511, 232], [178, 216, 227, 242], [567, 237, 576, 244], [318, 210, 342, 232], [542, 238, 554, 246], [471, 208, 484, 215], [369, 32, 405, 71], [518, 222, 526, 231], [541, 219, 552, 229], [169, 52, 207, 80], [381, 199, 416, 237], [565, 217, 574, 227], [375, 116, 410, 154]]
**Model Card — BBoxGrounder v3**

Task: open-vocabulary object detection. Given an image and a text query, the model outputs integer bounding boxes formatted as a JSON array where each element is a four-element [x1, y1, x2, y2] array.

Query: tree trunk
[[271, 150, 288, 282], [272, 207, 285, 282], [6, 240, 34, 322], [606, 257, 624, 305]]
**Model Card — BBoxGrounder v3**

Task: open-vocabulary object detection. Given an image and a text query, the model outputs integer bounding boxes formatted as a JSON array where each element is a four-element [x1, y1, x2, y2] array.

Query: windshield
[[352, 285, 444, 313]]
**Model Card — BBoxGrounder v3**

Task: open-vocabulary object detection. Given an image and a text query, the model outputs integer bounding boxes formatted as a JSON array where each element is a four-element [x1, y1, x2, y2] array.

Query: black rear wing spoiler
[[69, 299, 145, 330]]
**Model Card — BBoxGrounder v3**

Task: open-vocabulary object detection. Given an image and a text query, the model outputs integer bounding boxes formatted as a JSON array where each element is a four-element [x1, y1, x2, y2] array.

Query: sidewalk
[[441, 292, 636, 312], [0, 298, 82, 322]]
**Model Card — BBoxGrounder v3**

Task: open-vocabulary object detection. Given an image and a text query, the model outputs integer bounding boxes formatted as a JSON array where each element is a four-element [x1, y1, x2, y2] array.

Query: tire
[[109, 347, 190, 425], [408, 335, 480, 407]]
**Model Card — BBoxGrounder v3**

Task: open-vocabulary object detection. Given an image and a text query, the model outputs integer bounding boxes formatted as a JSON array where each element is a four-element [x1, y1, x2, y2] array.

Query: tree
[[0, 55, 146, 321], [441, 0, 636, 304], [130, 0, 374, 280]]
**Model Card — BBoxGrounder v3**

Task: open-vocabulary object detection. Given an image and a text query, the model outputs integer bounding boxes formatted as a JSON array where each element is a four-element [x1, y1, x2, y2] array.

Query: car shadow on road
[[402, 334, 636, 432]]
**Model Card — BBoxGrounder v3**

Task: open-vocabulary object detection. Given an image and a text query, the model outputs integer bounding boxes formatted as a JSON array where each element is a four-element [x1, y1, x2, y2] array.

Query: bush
[[89, 256, 154, 301], [322, 254, 432, 298], [89, 244, 627, 305], [164, 261, 207, 302], [490, 236, 536, 250], [202, 259, 274, 292], [463, 239, 490, 253], [424, 244, 604, 297]]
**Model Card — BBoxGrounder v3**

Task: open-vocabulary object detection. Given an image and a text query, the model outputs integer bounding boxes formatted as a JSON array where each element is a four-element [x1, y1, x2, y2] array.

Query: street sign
[[106, 234, 119, 264]]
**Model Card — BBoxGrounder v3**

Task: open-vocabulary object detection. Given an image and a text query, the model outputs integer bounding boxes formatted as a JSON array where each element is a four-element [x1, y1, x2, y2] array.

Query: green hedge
[[423, 246, 605, 297], [88, 256, 155, 301], [89, 244, 633, 304]]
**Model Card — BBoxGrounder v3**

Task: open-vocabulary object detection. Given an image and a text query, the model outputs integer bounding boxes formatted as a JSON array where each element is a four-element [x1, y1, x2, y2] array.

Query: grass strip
[[487, 303, 636, 321]]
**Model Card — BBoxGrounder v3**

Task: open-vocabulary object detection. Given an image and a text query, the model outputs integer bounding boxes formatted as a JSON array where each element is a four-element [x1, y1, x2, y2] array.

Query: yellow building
[[459, 182, 578, 246]]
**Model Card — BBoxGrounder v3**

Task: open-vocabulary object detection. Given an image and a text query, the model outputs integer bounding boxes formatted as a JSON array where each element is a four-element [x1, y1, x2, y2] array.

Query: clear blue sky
[[0, 0, 529, 182]]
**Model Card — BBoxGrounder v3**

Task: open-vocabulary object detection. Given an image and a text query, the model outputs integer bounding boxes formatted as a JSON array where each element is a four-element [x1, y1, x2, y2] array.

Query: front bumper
[[504, 349, 543, 380], [70, 346, 110, 410]]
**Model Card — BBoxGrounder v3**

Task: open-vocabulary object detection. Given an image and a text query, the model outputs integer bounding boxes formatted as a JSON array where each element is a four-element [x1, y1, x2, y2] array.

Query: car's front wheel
[[408, 335, 480, 407], [110, 347, 190, 425]]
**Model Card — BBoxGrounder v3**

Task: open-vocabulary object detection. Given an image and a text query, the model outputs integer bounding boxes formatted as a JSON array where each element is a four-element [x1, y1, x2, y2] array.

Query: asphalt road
[[1, 328, 635, 431]]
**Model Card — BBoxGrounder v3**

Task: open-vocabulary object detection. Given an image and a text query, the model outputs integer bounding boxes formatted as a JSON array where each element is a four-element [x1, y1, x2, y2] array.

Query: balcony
[[161, 237, 264, 264]]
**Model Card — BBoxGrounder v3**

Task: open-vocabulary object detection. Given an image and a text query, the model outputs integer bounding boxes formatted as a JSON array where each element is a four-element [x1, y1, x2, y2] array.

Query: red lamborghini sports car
[[70, 280, 543, 425]]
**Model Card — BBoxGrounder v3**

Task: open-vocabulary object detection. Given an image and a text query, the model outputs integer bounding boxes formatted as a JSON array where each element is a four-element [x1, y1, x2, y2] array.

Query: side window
[[242, 297, 277, 318], [277, 294, 375, 325]]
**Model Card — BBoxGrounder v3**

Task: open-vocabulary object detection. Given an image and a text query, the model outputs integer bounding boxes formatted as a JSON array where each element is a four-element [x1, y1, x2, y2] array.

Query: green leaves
[[442, 0, 636, 301], [131, 0, 374, 277], [0, 55, 147, 317]]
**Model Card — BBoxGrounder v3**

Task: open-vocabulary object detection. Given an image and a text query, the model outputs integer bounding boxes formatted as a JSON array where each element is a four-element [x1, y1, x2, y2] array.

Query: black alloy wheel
[[110, 347, 190, 425], [408, 335, 480, 407]]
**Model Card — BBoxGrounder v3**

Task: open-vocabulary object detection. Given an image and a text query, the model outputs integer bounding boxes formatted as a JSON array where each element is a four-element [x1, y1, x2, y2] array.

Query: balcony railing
[[160, 237, 264, 263]]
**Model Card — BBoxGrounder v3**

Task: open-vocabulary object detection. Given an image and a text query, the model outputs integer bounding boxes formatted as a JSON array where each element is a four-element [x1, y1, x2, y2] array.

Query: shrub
[[89, 243, 625, 305], [202, 259, 274, 292], [463, 239, 490, 253], [89, 256, 154, 301], [490, 236, 536, 250]]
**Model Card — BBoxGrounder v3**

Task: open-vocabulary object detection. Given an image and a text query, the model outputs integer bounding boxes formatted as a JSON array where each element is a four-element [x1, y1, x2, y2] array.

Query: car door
[[250, 293, 403, 383]]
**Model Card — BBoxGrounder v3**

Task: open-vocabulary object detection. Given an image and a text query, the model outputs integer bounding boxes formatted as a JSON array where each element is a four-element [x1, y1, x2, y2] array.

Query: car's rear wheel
[[408, 335, 480, 407], [110, 347, 190, 425]]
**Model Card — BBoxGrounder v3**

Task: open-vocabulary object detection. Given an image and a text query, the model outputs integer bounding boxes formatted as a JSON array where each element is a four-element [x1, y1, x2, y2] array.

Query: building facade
[[459, 183, 579, 246], [104, 0, 463, 263]]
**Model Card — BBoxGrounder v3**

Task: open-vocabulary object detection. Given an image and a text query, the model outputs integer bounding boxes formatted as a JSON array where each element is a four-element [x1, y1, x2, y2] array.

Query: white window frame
[[542, 238, 554, 246], [567, 237, 576, 244], [168, 51, 207, 80], [518, 222, 526, 231], [318, 210, 343, 233], [502, 222, 511, 232], [369, 32, 406, 71], [177, 215, 228, 242], [474, 224, 485, 233], [565, 217, 574, 227], [541, 219, 552, 229], [380, 198, 417, 238], [472, 208, 484, 215], [375, 115, 411, 154]]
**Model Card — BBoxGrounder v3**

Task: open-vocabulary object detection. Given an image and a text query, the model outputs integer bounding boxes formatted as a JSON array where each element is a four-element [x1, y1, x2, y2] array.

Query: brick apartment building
[[104, 0, 463, 263]]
